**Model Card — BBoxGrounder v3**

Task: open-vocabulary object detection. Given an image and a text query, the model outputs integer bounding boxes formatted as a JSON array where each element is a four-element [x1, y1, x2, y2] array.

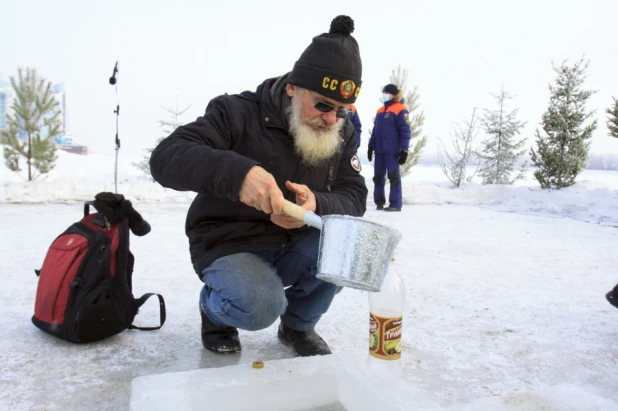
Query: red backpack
[[32, 197, 165, 343]]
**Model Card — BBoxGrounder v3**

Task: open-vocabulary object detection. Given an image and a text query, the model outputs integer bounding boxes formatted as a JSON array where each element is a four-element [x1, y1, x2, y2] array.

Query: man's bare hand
[[271, 180, 317, 229], [285, 181, 316, 210], [239, 166, 284, 215]]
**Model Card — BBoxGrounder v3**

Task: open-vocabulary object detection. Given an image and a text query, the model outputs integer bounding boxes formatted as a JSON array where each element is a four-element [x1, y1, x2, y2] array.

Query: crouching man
[[150, 16, 367, 356]]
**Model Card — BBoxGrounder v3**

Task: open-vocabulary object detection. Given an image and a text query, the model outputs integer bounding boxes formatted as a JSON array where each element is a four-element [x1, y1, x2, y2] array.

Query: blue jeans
[[199, 230, 341, 332]]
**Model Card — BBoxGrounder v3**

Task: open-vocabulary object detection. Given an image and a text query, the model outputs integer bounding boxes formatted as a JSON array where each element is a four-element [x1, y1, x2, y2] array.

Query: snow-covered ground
[[1, 151, 617, 410]]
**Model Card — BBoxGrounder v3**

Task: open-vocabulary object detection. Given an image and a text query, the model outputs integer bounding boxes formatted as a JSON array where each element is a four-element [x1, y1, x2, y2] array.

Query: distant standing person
[[367, 84, 411, 211], [348, 104, 362, 150]]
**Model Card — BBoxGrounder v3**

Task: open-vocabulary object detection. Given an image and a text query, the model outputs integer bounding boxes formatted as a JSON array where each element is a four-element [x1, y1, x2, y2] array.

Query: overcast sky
[[2, 0, 618, 157]]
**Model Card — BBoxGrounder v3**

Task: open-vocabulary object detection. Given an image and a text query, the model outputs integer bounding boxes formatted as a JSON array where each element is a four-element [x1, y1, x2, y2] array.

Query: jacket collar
[[253, 74, 291, 131], [383, 99, 398, 109]]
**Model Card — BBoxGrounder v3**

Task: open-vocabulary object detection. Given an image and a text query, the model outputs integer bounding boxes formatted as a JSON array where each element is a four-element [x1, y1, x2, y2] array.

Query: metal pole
[[109, 61, 120, 193], [114, 102, 119, 194]]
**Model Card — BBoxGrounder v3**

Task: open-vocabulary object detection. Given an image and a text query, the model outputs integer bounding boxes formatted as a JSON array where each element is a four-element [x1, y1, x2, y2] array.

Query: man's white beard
[[286, 93, 343, 167]]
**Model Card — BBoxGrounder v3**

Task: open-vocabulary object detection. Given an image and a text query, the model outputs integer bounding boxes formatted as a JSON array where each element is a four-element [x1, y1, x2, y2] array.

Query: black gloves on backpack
[[121, 200, 151, 236], [397, 150, 409, 165], [93, 192, 126, 223], [93, 192, 151, 236], [368, 148, 373, 162]]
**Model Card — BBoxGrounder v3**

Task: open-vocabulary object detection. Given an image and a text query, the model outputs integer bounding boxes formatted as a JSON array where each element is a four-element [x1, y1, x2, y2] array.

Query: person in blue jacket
[[367, 84, 411, 211], [348, 105, 362, 150]]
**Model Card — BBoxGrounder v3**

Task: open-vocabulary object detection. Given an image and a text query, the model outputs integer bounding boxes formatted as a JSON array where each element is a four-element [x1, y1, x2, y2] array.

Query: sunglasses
[[306, 89, 351, 118]]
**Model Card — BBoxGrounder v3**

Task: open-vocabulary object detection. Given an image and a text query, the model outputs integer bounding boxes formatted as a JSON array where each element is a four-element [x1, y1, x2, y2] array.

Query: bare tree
[[438, 108, 481, 188], [134, 98, 190, 179], [389, 66, 428, 176]]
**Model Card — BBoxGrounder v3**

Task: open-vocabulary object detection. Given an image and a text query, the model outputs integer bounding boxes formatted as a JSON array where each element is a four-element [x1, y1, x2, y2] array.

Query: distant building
[[0, 74, 14, 130], [1, 76, 87, 154], [48, 83, 75, 147], [49, 83, 87, 154], [51, 83, 67, 141]]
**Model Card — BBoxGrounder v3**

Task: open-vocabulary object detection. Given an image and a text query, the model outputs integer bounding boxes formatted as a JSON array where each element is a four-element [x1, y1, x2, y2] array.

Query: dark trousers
[[373, 153, 402, 208]]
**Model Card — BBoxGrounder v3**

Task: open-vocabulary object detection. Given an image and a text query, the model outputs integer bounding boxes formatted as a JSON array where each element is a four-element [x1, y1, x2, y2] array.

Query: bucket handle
[[281, 199, 323, 230]]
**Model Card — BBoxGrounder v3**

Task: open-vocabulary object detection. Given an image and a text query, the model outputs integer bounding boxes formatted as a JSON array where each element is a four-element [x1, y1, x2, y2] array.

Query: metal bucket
[[315, 215, 402, 292]]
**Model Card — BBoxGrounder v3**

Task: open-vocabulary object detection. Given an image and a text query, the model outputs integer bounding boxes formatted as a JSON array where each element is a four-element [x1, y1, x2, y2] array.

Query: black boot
[[277, 323, 331, 357], [606, 285, 618, 309], [200, 309, 241, 354], [384, 206, 401, 212]]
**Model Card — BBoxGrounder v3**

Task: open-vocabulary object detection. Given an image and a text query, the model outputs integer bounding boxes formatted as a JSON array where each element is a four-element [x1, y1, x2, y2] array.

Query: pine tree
[[606, 97, 618, 138], [530, 58, 597, 189], [438, 108, 481, 188], [478, 87, 527, 185], [389, 67, 428, 177], [0, 68, 60, 181], [133, 99, 190, 179]]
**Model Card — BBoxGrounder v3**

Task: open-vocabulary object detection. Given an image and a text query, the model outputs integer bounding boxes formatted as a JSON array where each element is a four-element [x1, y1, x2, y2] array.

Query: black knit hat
[[383, 84, 399, 96], [287, 15, 362, 104]]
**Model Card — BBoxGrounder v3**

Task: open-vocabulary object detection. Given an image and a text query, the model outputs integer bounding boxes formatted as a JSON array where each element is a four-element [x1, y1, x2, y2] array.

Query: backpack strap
[[84, 201, 92, 217], [84, 201, 111, 229], [128, 293, 166, 331]]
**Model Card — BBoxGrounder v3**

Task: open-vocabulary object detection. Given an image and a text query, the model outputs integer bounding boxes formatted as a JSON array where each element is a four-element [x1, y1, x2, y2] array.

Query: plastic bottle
[[367, 258, 406, 380]]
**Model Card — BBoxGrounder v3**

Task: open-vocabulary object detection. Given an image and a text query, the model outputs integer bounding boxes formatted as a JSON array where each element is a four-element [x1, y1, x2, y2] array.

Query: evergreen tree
[[389, 67, 427, 176], [530, 58, 597, 189], [133, 99, 190, 179], [478, 87, 527, 184], [438, 108, 481, 188], [0, 68, 60, 181], [606, 97, 618, 138]]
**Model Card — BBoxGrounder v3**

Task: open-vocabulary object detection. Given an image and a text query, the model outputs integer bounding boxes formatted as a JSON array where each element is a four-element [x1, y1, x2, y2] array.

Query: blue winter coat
[[348, 105, 362, 149], [368, 100, 411, 155]]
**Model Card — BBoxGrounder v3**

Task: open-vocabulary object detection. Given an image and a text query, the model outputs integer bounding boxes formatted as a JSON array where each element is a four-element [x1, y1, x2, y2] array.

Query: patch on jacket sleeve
[[350, 154, 361, 172]]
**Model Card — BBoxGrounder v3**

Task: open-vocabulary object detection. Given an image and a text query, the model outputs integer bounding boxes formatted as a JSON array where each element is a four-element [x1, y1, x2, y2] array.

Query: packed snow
[[1, 150, 617, 410]]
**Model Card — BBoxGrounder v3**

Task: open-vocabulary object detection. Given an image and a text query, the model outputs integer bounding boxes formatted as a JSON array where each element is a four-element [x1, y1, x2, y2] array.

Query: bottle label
[[369, 312, 402, 360]]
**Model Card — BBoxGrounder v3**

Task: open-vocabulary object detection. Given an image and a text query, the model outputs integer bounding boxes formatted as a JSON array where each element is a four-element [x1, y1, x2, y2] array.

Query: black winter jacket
[[150, 77, 368, 276]]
